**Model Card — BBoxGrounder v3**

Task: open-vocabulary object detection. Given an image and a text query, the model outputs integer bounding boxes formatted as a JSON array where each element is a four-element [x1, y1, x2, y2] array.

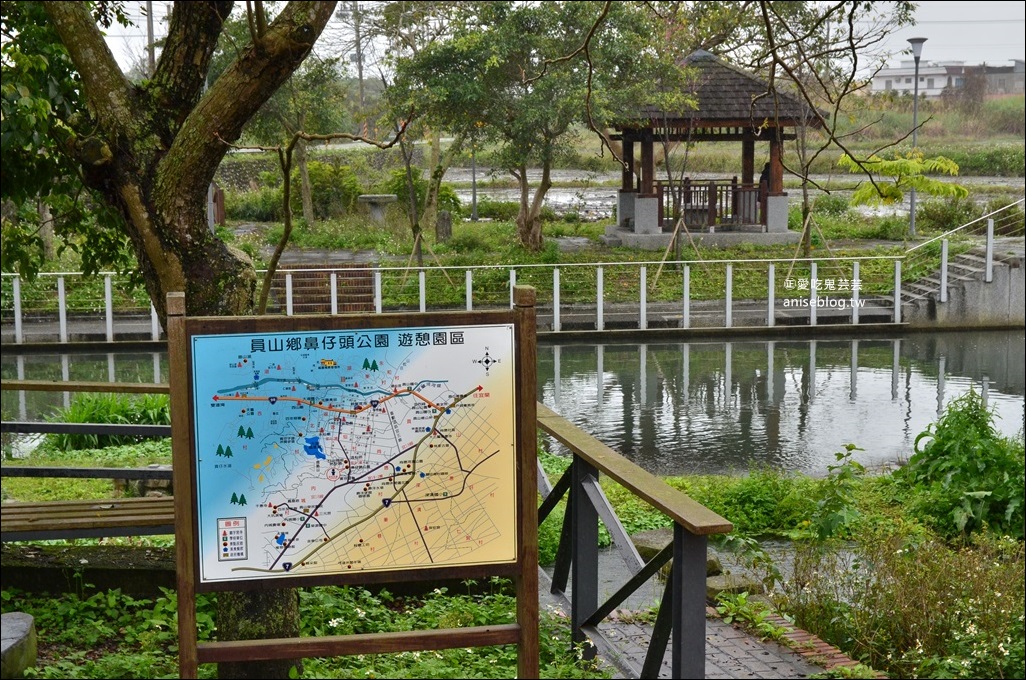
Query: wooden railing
[[657, 177, 764, 229], [2, 379, 732, 678]]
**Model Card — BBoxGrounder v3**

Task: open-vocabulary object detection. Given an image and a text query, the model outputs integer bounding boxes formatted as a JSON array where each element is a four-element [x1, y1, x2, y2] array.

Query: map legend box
[[217, 518, 248, 561]]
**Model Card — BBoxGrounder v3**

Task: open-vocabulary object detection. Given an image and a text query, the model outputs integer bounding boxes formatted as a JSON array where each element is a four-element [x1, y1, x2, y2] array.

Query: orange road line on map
[[214, 386, 464, 414]]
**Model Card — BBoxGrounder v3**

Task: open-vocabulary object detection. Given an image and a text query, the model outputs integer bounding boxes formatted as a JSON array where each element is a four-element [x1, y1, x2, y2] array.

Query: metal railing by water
[[2, 200, 1020, 343]]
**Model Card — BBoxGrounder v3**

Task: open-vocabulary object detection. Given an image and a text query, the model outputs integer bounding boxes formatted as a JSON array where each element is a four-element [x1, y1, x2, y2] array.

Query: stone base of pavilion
[[600, 225, 802, 250]]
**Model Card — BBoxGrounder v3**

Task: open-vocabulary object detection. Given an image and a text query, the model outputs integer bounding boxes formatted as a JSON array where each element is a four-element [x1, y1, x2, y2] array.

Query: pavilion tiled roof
[[620, 50, 822, 129]]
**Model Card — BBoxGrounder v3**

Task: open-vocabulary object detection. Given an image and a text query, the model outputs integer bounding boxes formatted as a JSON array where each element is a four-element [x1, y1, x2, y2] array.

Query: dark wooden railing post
[[707, 180, 717, 226], [674, 523, 708, 678], [571, 455, 599, 659]]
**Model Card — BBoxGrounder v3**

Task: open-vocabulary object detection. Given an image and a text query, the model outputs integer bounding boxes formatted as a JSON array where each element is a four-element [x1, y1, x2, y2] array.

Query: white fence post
[[940, 239, 949, 303], [852, 261, 860, 325], [767, 264, 775, 327], [553, 268, 561, 333], [640, 266, 648, 330], [330, 273, 338, 315], [682, 265, 690, 329], [419, 270, 426, 313], [151, 304, 160, 341], [809, 262, 817, 326], [374, 270, 382, 314], [725, 264, 733, 328], [466, 270, 473, 311], [509, 269, 516, 309], [985, 218, 994, 283], [12, 276, 23, 344], [597, 266, 604, 331], [57, 276, 68, 343], [285, 274, 294, 316], [104, 275, 114, 341], [894, 260, 902, 324]]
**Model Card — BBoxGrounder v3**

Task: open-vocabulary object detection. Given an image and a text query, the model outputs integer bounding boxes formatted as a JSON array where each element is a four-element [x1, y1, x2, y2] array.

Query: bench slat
[[1, 497, 175, 541]]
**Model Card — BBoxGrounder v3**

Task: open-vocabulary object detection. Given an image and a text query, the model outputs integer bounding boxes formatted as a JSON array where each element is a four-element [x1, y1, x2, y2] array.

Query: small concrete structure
[[1, 613, 36, 679], [357, 194, 398, 224]]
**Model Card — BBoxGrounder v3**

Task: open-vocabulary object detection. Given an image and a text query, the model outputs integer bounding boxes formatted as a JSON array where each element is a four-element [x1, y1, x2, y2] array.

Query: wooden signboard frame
[[167, 288, 538, 678]]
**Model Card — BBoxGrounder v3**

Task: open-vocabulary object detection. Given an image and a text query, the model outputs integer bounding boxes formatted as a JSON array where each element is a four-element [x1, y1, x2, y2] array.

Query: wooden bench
[[0, 466, 175, 542], [2, 495, 175, 542], [1, 379, 175, 543]]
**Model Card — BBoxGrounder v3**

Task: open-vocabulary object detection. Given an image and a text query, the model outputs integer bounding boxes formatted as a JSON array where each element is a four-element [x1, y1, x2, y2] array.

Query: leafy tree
[[838, 151, 969, 207], [391, 1, 672, 251], [3, 4, 337, 678]]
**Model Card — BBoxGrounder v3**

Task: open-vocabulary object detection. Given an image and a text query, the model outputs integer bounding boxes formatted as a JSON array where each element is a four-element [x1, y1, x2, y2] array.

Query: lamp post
[[908, 37, 927, 238]]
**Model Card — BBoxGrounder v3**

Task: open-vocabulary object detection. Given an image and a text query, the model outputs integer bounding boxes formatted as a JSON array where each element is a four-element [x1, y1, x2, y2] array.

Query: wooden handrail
[[0, 380, 169, 394], [536, 402, 732, 536]]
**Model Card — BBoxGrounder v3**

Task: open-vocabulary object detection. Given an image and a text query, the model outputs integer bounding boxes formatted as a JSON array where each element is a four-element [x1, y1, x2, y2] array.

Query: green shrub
[[781, 529, 1024, 680], [289, 160, 362, 220], [474, 197, 520, 221], [986, 197, 1026, 236], [981, 97, 1026, 136], [813, 194, 850, 216], [45, 393, 171, 451], [223, 185, 283, 222], [893, 389, 1025, 539], [916, 195, 984, 233]]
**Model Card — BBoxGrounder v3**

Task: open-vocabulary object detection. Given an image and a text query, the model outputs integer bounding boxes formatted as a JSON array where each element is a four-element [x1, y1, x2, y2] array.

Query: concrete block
[[1, 613, 36, 680], [634, 196, 660, 234], [617, 190, 635, 230], [765, 195, 790, 233]]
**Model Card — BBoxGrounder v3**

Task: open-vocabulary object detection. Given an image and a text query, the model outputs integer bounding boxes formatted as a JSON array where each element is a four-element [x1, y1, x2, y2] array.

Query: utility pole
[[352, 1, 367, 136], [146, 0, 155, 76]]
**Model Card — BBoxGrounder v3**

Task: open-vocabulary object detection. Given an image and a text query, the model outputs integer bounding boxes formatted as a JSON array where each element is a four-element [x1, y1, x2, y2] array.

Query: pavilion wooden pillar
[[621, 137, 635, 191], [768, 138, 783, 194], [742, 133, 755, 185], [640, 131, 655, 196]]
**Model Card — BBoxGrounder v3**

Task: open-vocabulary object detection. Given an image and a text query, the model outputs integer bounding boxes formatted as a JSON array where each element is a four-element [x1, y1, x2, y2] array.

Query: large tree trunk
[[43, 3, 338, 678], [514, 161, 552, 251]]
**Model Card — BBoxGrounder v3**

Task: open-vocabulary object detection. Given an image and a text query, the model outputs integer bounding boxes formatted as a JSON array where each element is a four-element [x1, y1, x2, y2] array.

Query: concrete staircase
[[266, 262, 375, 315], [901, 245, 992, 304], [901, 239, 1025, 326]]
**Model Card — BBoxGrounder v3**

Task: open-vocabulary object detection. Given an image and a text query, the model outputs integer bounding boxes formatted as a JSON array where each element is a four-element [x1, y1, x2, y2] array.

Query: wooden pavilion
[[606, 50, 823, 249]]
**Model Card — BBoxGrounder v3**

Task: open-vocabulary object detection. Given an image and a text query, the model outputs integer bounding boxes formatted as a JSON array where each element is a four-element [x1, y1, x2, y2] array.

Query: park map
[[190, 323, 517, 585]]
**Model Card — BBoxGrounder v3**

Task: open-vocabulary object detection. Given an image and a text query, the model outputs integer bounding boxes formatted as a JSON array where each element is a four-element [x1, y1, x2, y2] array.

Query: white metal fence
[[2, 201, 1021, 343]]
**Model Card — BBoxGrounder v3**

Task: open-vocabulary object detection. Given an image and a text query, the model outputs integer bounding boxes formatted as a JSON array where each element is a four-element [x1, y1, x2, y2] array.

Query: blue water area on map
[[303, 435, 326, 460], [276, 533, 286, 547]]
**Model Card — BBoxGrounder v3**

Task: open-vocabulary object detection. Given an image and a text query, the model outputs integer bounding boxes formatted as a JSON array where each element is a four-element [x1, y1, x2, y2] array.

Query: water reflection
[[2, 352, 167, 422], [538, 331, 1025, 477], [2, 331, 1023, 477]]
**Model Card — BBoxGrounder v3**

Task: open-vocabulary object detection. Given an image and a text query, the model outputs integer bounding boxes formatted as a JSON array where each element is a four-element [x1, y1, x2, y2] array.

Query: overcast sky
[[878, 0, 1026, 67], [103, 2, 1026, 73]]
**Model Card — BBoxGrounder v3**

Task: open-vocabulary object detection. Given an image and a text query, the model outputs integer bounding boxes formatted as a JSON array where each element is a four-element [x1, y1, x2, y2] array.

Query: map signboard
[[189, 322, 517, 585]]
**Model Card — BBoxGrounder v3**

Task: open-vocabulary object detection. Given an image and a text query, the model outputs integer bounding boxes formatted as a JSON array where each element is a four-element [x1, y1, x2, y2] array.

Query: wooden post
[[621, 137, 634, 191], [168, 292, 199, 680], [513, 285, 540, 680], [640, 132, 654, 196], [436, 210, 452, 243]]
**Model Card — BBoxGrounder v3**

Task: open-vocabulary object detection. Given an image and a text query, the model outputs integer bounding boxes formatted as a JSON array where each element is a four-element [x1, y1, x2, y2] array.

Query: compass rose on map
[[473, 349, 501, 375]]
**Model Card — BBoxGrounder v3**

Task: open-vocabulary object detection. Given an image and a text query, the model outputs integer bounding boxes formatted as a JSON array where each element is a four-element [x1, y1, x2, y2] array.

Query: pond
[[537, 329, 1024, 476], [3, 329, 1023, 477]]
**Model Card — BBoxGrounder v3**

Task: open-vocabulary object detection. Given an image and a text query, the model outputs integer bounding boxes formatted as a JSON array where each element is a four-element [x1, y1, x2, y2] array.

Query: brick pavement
[[538, 568, 851, 680]]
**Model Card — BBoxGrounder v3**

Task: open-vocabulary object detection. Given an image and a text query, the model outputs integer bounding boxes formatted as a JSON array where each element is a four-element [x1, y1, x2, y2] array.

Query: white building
[[871, 59, 1025, 98]]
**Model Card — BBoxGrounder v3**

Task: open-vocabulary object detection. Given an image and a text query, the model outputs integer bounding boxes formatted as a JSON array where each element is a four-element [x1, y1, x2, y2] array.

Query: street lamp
[[908, 37, 927, 238]]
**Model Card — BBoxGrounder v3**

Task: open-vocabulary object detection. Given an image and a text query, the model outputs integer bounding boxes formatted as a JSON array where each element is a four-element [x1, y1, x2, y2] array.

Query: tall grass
[[45, 393, 171, 451]]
